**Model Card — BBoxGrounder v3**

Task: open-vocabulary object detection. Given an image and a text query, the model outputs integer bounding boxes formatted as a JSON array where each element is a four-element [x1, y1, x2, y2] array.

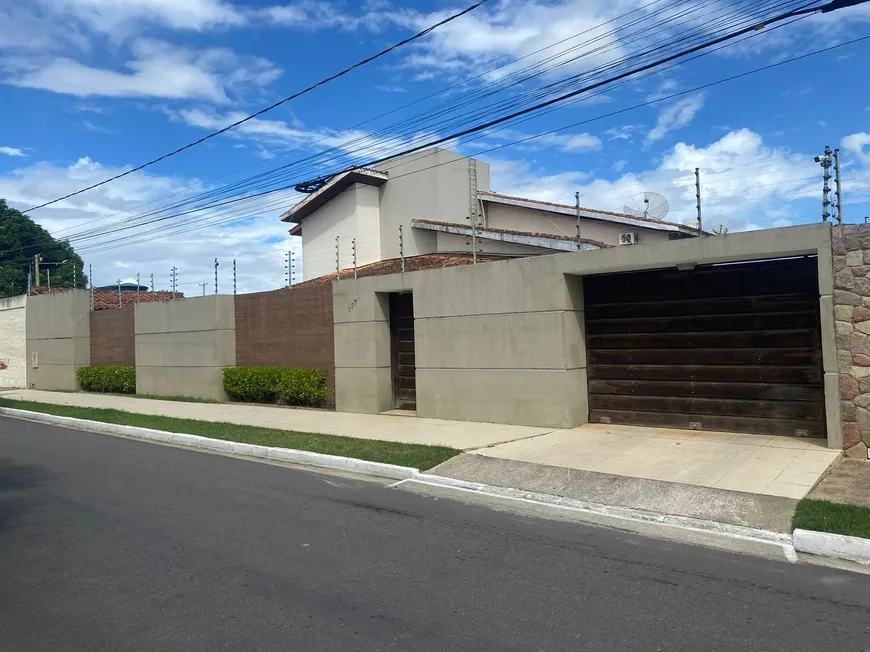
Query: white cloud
[[396, 0, 628, 80], [177, 107, 439, 162], [0, 147, 26, 157], [1, 39, 281, 102], [843, 132, 870, 165], [604, 125, 639, 141], [259, 2, 374, 30], [646, 92, 706, 143], [42, 0, 246, 34], [0, 156, 298, 293], [485, 128, 870, 233], [487, 128, 601, 153]]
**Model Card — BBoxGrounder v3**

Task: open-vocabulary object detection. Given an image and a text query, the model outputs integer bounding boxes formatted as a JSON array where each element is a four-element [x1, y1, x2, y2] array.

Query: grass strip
[[0, 398, 459, 471], [792, 499, 870, 539]]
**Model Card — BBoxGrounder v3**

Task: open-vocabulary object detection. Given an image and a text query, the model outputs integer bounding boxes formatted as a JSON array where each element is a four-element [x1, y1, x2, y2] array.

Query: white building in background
[[281, 148, 702, 282], [0, 294, 27, 389]]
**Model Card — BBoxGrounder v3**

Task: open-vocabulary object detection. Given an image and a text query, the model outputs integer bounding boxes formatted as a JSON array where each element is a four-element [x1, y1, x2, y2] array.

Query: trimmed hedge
[[223, 367, 331, 407], [76, 365, 136, 394]]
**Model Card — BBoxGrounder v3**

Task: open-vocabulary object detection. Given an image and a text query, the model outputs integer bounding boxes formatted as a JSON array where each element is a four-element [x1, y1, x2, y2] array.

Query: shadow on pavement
[[0, 457, 51, 535]]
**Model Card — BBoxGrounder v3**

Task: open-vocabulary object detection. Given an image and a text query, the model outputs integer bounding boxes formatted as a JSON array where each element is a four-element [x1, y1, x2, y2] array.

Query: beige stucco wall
[[333, 253, 588, 428], [333, 223, 839, 444], [135, 295, 236, 400], [301, 183, 382, 281], [376, 148, 491, 260], [0, 294, 27, 388], [26, 290, 91, 390], [483, 202, 676, 246]]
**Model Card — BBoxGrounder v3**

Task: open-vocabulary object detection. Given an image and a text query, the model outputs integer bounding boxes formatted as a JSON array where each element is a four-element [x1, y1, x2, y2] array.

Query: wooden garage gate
[[584, 257, 825, 438]]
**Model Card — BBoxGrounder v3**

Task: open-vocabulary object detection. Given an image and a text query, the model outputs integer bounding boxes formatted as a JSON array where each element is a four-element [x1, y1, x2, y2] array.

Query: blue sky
[[1, 0, 869, 293]]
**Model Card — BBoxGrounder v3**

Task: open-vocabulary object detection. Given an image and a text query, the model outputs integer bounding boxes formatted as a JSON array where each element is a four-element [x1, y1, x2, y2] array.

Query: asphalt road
[[2, 417, 870, 652]]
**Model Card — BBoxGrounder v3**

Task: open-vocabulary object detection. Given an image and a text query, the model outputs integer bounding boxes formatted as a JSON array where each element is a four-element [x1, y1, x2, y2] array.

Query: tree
[[0, 199, 87, 298]]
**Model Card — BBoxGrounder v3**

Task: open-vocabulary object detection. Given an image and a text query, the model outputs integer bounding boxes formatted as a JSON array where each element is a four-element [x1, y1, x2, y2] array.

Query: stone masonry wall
[[833, 225, 870, 456]]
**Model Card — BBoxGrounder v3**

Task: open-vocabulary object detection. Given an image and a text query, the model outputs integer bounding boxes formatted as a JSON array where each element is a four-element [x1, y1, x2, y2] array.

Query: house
[[281, 148, 702, 281]]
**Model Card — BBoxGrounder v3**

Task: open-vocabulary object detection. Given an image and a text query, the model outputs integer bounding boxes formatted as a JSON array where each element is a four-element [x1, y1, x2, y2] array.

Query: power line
[[67, 32, 870, 258], [48, 0, 812, 245], [6, 4, 859, 262], [50, 0, 798, 238], [49, 0, 681, 239], [20, 0, 492, 214]]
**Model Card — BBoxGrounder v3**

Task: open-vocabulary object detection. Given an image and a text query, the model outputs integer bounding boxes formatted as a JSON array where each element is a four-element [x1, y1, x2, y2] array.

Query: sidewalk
[[0, 390, 551, 451]]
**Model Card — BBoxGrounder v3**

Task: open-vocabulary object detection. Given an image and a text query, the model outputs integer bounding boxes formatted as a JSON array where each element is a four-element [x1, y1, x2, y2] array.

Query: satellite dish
[[623, 192, 670, 221], [712, 224, 729, 236]]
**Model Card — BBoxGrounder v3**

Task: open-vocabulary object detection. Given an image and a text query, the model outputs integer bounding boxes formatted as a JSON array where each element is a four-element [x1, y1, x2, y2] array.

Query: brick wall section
[[90, 307, 135, 366], [234, 285, 335, 404], [832, 225, 870, 456]]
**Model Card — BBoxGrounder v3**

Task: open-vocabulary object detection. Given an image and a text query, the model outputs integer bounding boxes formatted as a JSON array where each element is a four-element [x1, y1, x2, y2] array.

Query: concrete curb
[[793, 528, 870, 565], [400, 476, 797, 560], [0, 407, 419, 481]]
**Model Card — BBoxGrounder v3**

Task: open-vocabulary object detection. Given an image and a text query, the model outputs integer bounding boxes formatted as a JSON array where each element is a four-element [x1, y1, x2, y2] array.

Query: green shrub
[[77, 366, 136, 394], [223, 367, 331, 407], [276, 369, 331, 407], [222, 367, 286, 403]]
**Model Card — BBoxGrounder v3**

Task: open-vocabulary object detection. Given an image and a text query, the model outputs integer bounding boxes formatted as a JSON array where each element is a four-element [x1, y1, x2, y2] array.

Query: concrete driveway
[[470, 423, 841, 499]]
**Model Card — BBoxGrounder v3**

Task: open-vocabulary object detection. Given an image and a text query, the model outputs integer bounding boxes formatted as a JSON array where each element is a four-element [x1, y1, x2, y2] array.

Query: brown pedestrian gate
[[389, 293, 416, 410], [584, 257, 825, 437]]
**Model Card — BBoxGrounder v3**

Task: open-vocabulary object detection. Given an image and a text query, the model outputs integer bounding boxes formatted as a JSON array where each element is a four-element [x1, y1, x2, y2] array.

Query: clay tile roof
[[29, 287, 183, 310], [293, 253, 509, 287]]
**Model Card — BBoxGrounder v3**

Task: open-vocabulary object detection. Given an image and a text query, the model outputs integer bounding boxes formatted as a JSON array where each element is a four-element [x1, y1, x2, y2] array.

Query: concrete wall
[[235, 285, 335, 403], [435, 232, 553, 257], [90, 307, 135, 366], [25, 290, 90, 390], [302, 184, 382, 281], [0, 294, 27, 388], [135, 295, 235, 400], [333, 253, 587, 428], [333, 223, 839, 443], [484, 203, 675, 246], [377, 149, 491, 260], [830, 225, 870, 457]]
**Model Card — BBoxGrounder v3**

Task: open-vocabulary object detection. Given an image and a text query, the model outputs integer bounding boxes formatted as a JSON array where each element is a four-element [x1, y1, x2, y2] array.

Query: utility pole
[[136, 273, 141, 304], [399, 225, 405, 273], [47, 268, 51, 292], [285, 250, 291, 287], [575, 192, 582, 249], [34, 254, 42, 288], [171, 267, 177, 299], [117, 279, 122, 308], [89, 264, 94, 310], [73, 263, 77, 289], [150, 273, 154, 293], [233, 259, 237, 295], [214, 258, 219, 294], [335, 236, 340, 276], [816, 145, 833, 222], [834, 148, 843, 225], [199, 282, 207, 296], [695, 168, 703, 235], [352, 238, 358, 279]]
